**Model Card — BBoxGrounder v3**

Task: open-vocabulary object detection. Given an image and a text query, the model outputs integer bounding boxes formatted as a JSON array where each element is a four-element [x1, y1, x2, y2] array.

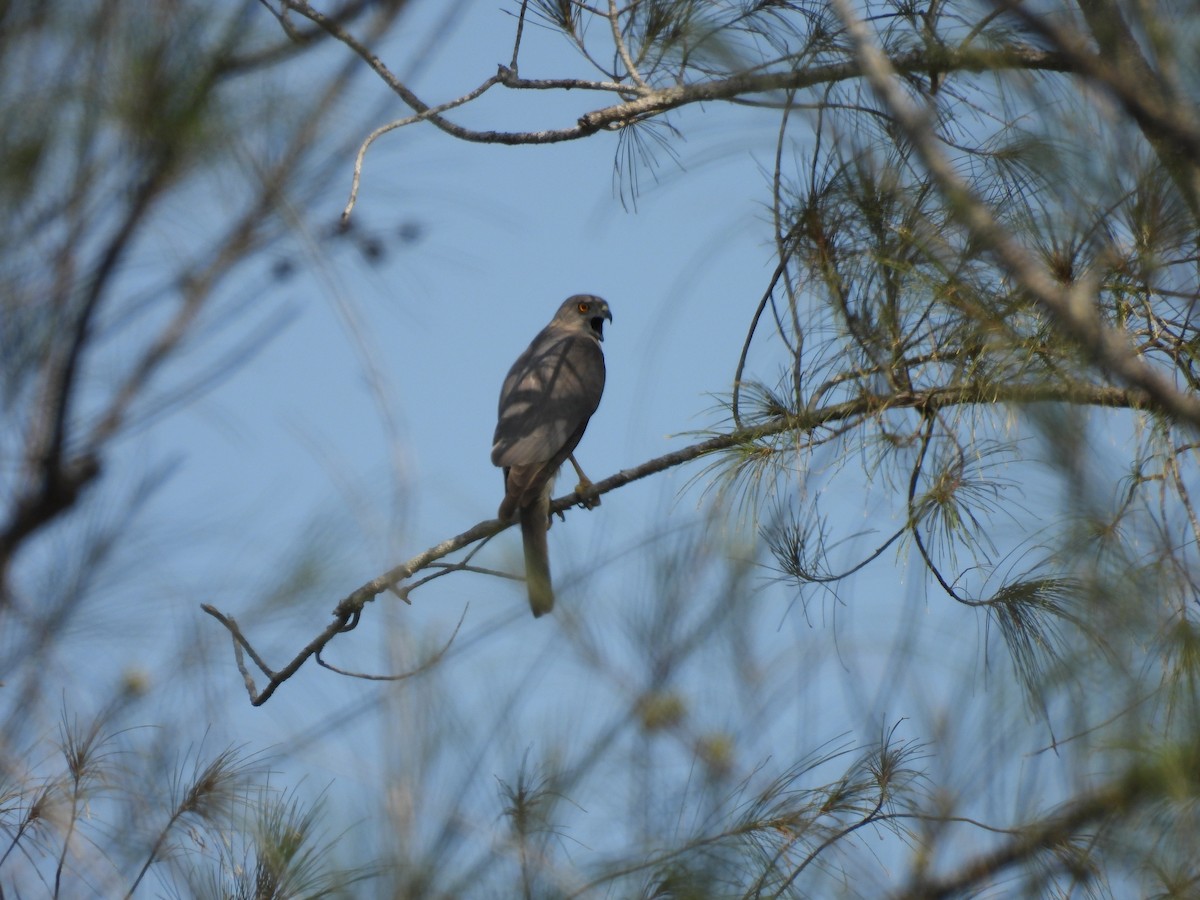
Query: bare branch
[[201, 603, 355, 706], [315, 606, 467, 681], [575, 46, 1070, 132], [276, 0, 1069, 152], [342, 73, 504, 222], [732, 254, 791, 429]]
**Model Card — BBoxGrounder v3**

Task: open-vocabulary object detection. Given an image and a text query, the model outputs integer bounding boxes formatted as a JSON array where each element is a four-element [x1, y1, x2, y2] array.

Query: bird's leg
[[568, 454, 601, 509]]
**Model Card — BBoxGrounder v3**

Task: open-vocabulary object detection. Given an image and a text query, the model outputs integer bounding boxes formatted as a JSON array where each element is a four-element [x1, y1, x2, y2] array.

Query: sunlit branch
[[607, 0, 647, 88], [205, 379, 1143, 705], [276, 0, 1070, 172]]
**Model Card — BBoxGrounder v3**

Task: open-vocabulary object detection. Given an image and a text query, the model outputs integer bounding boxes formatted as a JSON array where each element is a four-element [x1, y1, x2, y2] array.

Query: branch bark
[[278, 0, 1070, 156], [204, 379, 1141, 705]]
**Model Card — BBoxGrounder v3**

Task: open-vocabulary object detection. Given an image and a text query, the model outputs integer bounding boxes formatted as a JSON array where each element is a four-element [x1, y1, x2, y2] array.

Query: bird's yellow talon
[[575, 479, 601, 509]]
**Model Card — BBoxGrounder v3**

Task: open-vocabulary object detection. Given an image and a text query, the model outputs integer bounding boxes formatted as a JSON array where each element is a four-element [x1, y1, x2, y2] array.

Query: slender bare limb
[[341, 73, 505, 221], [731, 255, 792, 429], [204, 379, 1143, 705], [315, 607, 467, 680], [509, 0, 529, 71], [276, 0, 1070, 150], [607, 0, 646, 88]]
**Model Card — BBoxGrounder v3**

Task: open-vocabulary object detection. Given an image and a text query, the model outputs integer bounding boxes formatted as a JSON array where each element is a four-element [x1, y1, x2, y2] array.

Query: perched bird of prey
[[492, 295, 613, 617]]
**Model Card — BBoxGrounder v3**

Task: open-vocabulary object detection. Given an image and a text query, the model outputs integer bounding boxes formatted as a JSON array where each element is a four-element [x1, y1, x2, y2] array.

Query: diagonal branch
[[995, 0, 1200, 204], [607, 0, 646, 88], [204, 379, 1142, 705], [831, 0, 1200, 430], [893, 739, 1200, 898]]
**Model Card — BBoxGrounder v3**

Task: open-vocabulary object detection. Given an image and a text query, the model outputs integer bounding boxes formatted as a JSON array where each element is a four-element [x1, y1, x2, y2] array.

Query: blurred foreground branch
[[894, 738, 1200, 898], [832, 0, 1200, 431]]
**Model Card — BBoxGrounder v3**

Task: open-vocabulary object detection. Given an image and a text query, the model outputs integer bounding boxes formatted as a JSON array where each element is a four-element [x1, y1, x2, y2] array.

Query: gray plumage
[[492, 295, 612, 616]]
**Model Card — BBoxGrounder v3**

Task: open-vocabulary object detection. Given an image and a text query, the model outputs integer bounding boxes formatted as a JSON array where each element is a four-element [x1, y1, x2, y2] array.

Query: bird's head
[[554, 294, 613, 341]]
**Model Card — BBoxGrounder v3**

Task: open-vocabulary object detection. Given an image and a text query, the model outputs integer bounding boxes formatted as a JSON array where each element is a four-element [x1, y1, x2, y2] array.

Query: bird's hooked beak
[[591, 308, 613, 341]]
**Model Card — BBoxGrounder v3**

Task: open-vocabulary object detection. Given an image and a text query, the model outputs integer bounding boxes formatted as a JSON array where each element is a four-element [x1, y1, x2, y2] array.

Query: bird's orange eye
[[578, 302, 590, 313]]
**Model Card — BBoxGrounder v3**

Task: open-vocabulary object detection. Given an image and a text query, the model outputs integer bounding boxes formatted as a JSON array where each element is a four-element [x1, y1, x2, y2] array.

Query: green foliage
[[0, 718, 365, 897], [181, 787, 373, 900]]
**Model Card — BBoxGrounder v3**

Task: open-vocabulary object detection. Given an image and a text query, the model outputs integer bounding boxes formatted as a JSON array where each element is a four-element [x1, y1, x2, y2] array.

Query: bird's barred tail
[[520, 499, 554, 617]]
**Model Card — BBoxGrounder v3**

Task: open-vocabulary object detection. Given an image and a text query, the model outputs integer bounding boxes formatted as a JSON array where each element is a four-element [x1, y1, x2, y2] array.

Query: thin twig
[[342, 73, 504, 221], [608, 0, 646, 88], [315, 606, 467, 680], [510, 0, 529, 71], [731, 255, 792, 428]]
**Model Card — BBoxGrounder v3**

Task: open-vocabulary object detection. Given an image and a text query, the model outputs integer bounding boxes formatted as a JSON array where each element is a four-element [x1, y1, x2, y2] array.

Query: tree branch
[[276, 0, 1070, 150], [995, 0, 1200, 208], [832, 0, 1200, 430], [893, 740, 1200, 898], [204, 379, 1142, 705]]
